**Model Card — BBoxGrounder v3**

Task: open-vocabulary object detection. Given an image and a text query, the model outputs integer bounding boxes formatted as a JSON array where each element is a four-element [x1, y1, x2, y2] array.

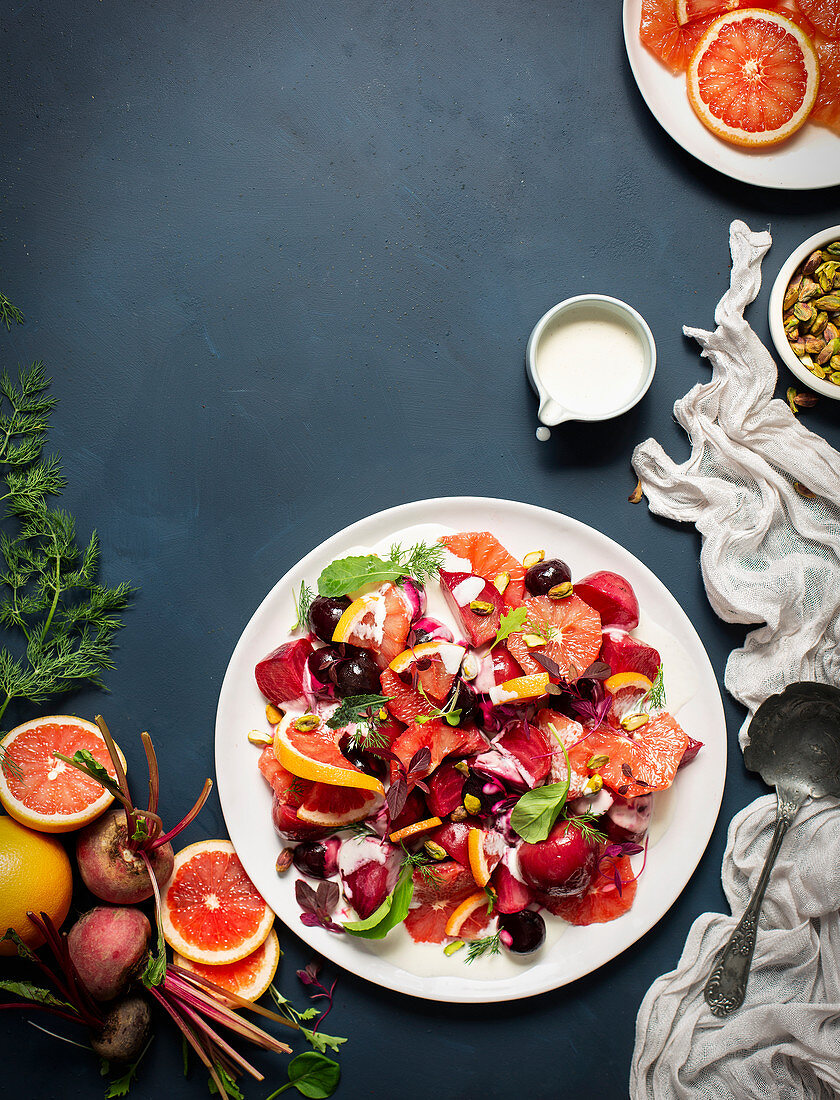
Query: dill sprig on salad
[[252, 530, 702, 962]]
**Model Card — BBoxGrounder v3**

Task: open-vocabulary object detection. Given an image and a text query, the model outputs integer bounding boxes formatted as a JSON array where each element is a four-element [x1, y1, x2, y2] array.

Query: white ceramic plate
[[215, 497, 727, 1003], [623, 0, 840, 190]]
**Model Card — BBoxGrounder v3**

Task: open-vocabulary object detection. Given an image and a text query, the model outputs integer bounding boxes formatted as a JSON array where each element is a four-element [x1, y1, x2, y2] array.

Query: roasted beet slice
[[428, 821, 471, 866], [599, 629, 661, 681], [497, 721, 553, 786], [255, 639, 314, 704], [679, 736, 703, 768], [491, 860, 536, 914], [426, 762, 466, 817]]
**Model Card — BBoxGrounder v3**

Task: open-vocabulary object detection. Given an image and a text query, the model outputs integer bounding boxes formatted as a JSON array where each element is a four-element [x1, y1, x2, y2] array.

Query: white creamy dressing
[[282, 523, 699, 980], [451, 576, 486, 605], [535, 309, 647, 417]]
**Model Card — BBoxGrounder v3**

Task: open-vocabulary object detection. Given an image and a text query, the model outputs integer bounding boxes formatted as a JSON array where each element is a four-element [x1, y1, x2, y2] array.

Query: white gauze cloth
[[629, 220, 840, 1100]]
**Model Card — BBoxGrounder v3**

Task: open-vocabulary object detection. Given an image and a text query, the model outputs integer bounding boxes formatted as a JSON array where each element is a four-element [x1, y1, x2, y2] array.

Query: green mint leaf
[[343, 865, 414, 939], [0, 979, 74, 1010], [317, 554, 403, 597], [285, 1051, 341, 1099], [2, 927, 38, 963], [493, 606, 528, 647]]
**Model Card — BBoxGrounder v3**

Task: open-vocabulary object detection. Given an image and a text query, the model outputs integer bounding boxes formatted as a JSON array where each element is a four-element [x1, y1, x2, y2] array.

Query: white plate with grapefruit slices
[[215, 497, 727, 1003], [624, 0, 840, 190]]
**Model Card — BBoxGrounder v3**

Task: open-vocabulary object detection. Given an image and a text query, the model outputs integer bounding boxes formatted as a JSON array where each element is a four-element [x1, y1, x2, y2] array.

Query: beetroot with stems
[[67, 907, 151, 1002], [77, 808, 175, 905], [518, 820, 599, 898], [600, 627, 661, 681], [575, 570, 640, 630]]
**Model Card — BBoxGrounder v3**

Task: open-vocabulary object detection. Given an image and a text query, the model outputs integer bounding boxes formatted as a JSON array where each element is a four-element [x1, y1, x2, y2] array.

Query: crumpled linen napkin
[[628, 220, 840, 1100]]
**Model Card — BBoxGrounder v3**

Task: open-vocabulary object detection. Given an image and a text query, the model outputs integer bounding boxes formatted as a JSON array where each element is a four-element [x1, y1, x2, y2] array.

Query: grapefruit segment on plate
[[274, 712, 384, 794], [403, 860, 486, 943], [686, 9, 820, 147], [439, 531, 527, 608], [812, 36, 840, 131], [161, 840, 275, 965], [798, 0, 840, 38], [390, 718, 488, 777], [174, 927, 281, 1002], [640, 0, 718, 72], [547, 856, 638, 925], [505, 594, 602, 678], [0, 716, 124, 833], [676, 0, 780, 25], [380, 666, 436, 723], [388, 641, 465, 702]]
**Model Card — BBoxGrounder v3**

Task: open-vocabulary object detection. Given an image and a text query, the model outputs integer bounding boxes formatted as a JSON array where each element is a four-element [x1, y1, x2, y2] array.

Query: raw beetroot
[[67, 906, 151, 1002], [76, 808, 175, 905]]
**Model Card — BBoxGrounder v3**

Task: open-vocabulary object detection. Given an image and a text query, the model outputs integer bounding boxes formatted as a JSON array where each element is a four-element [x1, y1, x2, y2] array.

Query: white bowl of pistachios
[[769, 224, 840, 401]]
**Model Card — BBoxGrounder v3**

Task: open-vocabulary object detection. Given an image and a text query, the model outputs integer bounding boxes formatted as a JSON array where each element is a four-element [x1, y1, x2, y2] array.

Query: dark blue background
[[1, 2, 838, 1097]]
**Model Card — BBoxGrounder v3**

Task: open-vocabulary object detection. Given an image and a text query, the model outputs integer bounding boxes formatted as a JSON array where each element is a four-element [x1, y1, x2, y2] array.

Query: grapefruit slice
[[0, 716, 124, 833], [676, 0, 779, 25], [296, 782, 382, 826], [505, 594, 602, 678], [403, 860, 482, 943], [798, 0, 840, 38], [686, 10, 820, 148], [388, 641, 465, 702], [161, 840, 275, 965], [174, 928, 280, 1002], [274, 713, 384, 794], [640, 0, 718, 72], [547, 856, 638, 925], [812, 36, 840, 132], [380, 667, 436, 723], [390, 718, 488, 777], [439, 531, 527, 608], [332, 584, 411, 669], [565, 712, 689, 799]]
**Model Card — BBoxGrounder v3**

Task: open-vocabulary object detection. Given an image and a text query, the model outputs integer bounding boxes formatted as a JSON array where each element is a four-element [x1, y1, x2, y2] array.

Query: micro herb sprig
[[562, 811, 607, 846], [292, 581, 315, 632], [316, 541, 444, 597], [645, 665, 666, 710], [465, 930, 502, 963], [0, 365, 133, 734], [492, 606, 528, 647], [326, 694, 392, 750]]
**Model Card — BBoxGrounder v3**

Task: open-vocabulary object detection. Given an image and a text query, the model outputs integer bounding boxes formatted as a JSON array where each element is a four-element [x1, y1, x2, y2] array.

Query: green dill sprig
[[0, 365, 132, 738], [644, 665, 666, 710], [466, 930, 502, 963], [400, 845, 441, 884], [326, 693, 392, 749], [562, 810, 607, 845], [292, 581, 315, 632], [0, 294, 24, 331], [387, 541, 445, 586]]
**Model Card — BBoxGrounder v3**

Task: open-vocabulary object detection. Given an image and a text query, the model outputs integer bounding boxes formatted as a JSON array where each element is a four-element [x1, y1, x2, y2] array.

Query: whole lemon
[[0, 815, 72, 955]]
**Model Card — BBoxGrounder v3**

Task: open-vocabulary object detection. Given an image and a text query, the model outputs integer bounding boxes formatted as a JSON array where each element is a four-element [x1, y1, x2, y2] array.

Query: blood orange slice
[[380, 667, 436, 724], [390, 718, 488, 777], [403, 860, 482, 943], [174, 927, 281, 1002], [388, 641, 465, 702], [798, 0, 840, 38], [686, 10, 820, 147], [161, 840, 275, 965], [505, 595, 602, 678], [640, 0, 717, 73], [439, 531, 526, 608], [0, 716, 124, 833], [274, 713, 384, 794], [548, 856, 638, 925], [332, 584, 411, 669], [811, 36, 840, 132], [569, 712, 688, 799], [444, 890, 493, 939], [296, 782, 382, 827]]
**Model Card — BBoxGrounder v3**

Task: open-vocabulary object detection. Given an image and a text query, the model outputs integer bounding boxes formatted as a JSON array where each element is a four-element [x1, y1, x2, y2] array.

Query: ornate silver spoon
[[704, 681, 840, 1017]]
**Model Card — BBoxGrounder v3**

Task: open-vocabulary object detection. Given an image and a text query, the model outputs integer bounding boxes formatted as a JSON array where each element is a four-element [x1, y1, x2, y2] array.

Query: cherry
[[524, 558, 572, 596]]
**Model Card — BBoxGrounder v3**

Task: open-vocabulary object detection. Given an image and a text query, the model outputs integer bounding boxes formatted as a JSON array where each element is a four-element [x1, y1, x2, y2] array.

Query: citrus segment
[[380, 667, 436, 724], [444, 890, 492, 938], [274, 713, 384, 794], [488, 673, 550, 704], [174, 928, 281, 1002], [439, 531, 526, 608], [505, 595, 602, 678], [686, 10, 820, 147], [161, 840, 275, 965], [296, 783, 382, 826], [332, 584, 411, 669], [467, 827, 506, 888], [547, 856, 638, 925], [388, 816, 442, 844], [0, 816, 73, 954], [0, 716, 124, 833], [812, 36, 840, 132], [798, 0, 840, 38], [604, 672, 653, 695], [390, 718, 488, 778], [388, 641, 465, 702], [641, 0, 718, 72], [676, 0, 780, 25], [403, 860, 479, 943]]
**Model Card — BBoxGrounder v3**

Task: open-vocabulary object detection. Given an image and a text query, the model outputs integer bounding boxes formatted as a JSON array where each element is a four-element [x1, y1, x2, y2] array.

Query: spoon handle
[[704, 791, 803, 1017]]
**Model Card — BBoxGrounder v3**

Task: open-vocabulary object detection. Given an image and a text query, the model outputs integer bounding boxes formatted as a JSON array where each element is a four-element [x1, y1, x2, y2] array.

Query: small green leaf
[[511, 732, 572, 843], [284, 1052, 341, 1099], [299, 1027, 348, 1054], [343, 865, 414, 940], [54, 749, 123, 801], [209, 1065, 245, 1099], [0, 979, 74, 1010], [317, 554, 402, 597], [492, 606, 528, 647]]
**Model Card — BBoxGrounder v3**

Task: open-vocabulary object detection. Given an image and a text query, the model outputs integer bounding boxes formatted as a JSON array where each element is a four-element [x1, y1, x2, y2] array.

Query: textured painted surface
[[1, 1, 839, 1097]]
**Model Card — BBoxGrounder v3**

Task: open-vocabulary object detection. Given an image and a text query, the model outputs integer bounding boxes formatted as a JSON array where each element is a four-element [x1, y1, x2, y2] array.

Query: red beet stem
[[141, 732, 160, 820], [150, 779, 213, 850]]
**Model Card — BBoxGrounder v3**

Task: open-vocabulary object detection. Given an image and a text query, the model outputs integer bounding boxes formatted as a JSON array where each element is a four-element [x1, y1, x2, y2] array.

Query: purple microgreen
[[622, 763, 633, 778], [386, 776, 408, 822], [532, 652, 563, 679], [579, 661, 612, 681], [295, 881, 344, 934], [407, 746, 431, 777], [297, 962, 321, 987]]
